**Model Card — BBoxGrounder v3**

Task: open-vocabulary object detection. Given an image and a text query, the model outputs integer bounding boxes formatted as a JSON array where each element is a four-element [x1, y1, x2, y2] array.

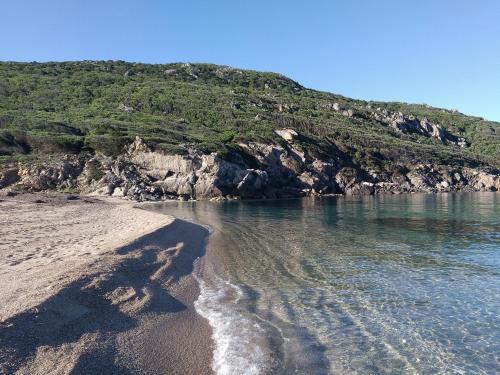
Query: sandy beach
[[0, 192, 213, 374]]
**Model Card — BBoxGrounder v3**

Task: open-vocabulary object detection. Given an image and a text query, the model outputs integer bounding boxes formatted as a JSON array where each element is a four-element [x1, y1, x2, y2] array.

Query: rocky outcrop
[[1, 135, 498, 201], [372, 109, 467, 147], [468, 170, 500, 192], [15, 156, 84, 191]]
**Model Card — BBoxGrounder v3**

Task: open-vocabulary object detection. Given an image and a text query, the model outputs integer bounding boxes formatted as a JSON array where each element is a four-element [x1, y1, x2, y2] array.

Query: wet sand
[[0, 192, 213, 374]]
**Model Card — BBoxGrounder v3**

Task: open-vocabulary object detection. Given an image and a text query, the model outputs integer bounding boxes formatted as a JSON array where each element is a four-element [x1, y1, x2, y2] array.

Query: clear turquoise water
[[149, 193, 500, 375]]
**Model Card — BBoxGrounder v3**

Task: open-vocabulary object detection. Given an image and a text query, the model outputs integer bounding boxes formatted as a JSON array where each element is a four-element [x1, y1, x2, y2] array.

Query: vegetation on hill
[[0, 61, 498, 169]]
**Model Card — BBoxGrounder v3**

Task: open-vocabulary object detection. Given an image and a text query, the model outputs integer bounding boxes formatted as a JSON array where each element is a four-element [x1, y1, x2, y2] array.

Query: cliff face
[[1, 135, 498, 201]]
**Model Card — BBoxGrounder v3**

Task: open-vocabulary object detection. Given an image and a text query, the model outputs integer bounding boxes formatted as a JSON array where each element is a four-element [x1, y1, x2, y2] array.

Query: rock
[[112, 187, 125, 197], [374, 181, 398, 194], [335, 167, 360, 191], [453, 172, 463, 183], [215, 66, 242, 81], [439, 180, 450, 189], [342, 109, 354, 117], [17, 156, 84, 191], [373, 109, 465, 146], [473, 172, 500, 191], [194, 175, 224, 198], [158, 173, 196, 197], [297, 172, 330, 194], [274, 129, 298, 143], [420, 118, 446, 142], [77, 156, 107, 186], [333, 103, 340, 111], [0, 167, 20, 189], [276, 103, 297, 113], [407, 165, 441, 192], [194, 154, 243, 198], [118, 103, 134, 112], [8, 136, 498, 201], [346, 181, 375, 195], [237, 170, 268, 198], [127, 136, 150, 155], [127, 137, 198, 179]]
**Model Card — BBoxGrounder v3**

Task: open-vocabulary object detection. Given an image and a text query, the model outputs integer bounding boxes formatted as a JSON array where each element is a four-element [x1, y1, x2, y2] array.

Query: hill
[[0, 61, 498, 199]]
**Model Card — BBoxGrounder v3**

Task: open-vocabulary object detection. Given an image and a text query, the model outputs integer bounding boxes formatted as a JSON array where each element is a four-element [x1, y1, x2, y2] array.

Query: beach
[[0, 192, 213, 374]]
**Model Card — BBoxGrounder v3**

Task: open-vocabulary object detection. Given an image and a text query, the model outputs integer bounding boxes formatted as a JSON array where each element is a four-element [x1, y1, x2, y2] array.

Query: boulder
[[342, 109, 354, 117], [420, 118, 446, 142], [112, 187, 125, 197], [346, 182, 375, 195], [473, 172, 500, 191], [274, 129, 298, 143], [118, 103, 134, 112]]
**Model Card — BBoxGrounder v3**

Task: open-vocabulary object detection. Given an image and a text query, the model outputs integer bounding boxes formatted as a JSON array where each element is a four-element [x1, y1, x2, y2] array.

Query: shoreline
[[0, 192, 214, 374]]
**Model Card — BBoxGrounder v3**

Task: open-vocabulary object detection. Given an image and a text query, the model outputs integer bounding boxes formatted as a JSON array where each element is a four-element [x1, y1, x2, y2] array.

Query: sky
[[1, 0, 499, 121]]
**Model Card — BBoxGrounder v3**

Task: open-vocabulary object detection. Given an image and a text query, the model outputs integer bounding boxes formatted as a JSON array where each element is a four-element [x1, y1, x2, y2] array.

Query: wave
[[194, 274, 275, 375]]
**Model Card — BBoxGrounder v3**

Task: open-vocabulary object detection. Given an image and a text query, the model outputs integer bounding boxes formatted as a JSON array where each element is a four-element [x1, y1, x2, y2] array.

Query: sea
[[148, 192, 500, 375]]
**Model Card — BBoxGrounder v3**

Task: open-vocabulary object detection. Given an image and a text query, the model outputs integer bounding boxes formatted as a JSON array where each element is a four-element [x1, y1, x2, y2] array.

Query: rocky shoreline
[[1, 133, 498, 202]]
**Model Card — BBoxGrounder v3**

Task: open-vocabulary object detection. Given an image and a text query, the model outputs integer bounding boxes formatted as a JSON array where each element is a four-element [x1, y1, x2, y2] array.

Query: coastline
[[141, 192, 500, 374], [0, 192, 214, 374]]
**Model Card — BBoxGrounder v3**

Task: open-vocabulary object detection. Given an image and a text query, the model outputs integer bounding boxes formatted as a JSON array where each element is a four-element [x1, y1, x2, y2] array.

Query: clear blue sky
[[1, 0, 499, 121]]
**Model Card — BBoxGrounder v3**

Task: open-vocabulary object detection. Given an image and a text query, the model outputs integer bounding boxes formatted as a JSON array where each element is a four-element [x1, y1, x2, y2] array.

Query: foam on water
[[194, 275, 274, 375]]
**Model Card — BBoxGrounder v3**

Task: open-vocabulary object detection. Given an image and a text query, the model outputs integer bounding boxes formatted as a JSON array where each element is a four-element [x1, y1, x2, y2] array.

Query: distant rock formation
[[372, 109, 467, 147], [1, 135, 498, 201]]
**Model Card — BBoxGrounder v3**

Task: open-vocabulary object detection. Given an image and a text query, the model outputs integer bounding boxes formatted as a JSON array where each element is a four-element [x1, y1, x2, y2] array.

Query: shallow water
[[148, 193, 500, 374]]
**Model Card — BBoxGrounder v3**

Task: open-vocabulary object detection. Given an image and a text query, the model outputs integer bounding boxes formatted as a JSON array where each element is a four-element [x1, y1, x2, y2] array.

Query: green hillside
[[0, 61, 498, 169]]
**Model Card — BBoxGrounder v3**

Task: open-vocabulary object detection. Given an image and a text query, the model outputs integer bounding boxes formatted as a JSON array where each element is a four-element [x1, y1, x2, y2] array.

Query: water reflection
[[147, 193, 500, 374]]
